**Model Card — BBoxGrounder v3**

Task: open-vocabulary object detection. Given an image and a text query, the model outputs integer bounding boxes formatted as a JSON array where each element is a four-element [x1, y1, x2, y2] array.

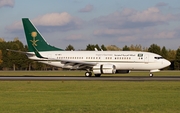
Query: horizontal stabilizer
[[6, 49, 34, 55]]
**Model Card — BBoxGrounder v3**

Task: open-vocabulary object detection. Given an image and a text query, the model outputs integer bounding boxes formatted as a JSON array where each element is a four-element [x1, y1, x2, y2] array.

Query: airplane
[[10, 18, 171, 77]]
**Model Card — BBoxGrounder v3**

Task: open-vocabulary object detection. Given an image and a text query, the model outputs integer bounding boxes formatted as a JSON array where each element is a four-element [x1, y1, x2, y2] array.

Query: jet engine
[[93, 64, 116, 74]]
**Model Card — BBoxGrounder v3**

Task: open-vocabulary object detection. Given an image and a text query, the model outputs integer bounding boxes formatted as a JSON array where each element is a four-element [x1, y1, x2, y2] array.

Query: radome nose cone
[[166, 60, 171, 66]]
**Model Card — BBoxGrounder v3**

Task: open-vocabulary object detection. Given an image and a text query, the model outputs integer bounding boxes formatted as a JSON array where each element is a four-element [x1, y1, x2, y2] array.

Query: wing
[[32, 46, 97, 69], [60, 59, 97, 69]]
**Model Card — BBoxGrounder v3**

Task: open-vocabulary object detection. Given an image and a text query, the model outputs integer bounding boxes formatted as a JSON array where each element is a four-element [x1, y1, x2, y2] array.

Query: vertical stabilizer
[[22, 18, 63, 52]]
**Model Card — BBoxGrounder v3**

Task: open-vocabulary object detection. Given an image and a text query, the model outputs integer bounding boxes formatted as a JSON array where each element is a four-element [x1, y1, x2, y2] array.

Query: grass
[[0, 70, 180, 76], [0, 71, 180, 112], [0, 81, 180, 113]]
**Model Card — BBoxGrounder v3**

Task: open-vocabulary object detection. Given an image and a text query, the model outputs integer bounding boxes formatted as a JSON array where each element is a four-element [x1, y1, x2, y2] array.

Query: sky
[[0, 0, 180, 50]]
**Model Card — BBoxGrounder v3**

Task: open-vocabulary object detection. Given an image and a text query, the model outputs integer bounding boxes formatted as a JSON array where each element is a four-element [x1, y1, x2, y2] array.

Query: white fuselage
[[27, 51, 170, 72]]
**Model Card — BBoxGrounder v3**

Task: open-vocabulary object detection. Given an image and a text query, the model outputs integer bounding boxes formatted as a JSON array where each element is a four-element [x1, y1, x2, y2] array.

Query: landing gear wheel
[[149, 73, 153, 77], [85, 72, 92, 77], [95, 74, 101, 77]]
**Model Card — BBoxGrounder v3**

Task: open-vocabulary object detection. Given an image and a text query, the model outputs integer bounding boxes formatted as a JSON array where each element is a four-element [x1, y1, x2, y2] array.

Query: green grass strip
[[0, 81, 179, 113]]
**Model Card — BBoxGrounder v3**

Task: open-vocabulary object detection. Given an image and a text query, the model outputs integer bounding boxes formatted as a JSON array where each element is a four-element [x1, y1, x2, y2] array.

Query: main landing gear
[[85, 72, 92, 77], [94, 74, 101, 77], [85, 72, 101, 77], [149, 73, 153, 77]]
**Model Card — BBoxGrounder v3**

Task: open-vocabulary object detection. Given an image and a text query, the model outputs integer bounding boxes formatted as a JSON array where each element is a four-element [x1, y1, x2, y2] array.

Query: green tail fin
[[22, 18, 64, 52]]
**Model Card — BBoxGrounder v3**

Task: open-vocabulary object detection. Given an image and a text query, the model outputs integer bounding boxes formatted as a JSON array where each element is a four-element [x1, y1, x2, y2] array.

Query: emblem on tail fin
[[30, 31, 39, 46]]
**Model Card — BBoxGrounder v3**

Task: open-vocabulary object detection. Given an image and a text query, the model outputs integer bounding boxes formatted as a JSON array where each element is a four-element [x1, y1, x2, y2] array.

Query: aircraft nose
[[164, 59, 171, 67]]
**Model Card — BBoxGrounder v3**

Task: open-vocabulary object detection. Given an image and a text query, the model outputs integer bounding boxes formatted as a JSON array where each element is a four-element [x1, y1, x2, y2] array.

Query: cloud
[[65, 34, 84, 41], [6, 6, 179, 49], [94, 28, 141, 37], [33, 12, 74, 26], [94, 7, 177, 29], [154, 31, 176, 39], [116, 30, 176, 42], [7, 21, 22, 31], [7, 12, 83, 32], [79, 4, 93, 12], [0, 0, 14, 8], [155, 2, 168, 7], [92, 6, 179, 43], [94, 27, 177, 43]]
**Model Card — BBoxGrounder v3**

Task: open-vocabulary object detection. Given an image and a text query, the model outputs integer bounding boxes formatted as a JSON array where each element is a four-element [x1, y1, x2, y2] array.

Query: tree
[[101, 44, 107, 51], [95, 44, 101, 51], [161, 46, 168, 59], [174, 48, 180, 70], [122, 45, 130, 51], [129, 44, 142, 51], [167, 49, 176, 61], [142, 47, 148, 52], [148, 44, 161, 55], [0, 38, 5, 42], [0, 50, 3, 65], [106, 45, 120, 51], [8, 41, 23, 70], [65, 44, 75, 51], [86, 44, 100, 51], [86, 44, 93, 51], [0, 39, 29, 70], [13, 37, 19, 42], [167, 49, 176, 70]]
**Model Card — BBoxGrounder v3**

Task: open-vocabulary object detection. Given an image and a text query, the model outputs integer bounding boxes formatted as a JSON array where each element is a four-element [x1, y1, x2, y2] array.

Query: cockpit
[[154, 57, 164, 59]]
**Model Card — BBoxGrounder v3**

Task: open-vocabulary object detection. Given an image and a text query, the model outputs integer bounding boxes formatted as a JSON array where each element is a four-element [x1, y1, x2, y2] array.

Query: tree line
[[0, 38, 180, 70]]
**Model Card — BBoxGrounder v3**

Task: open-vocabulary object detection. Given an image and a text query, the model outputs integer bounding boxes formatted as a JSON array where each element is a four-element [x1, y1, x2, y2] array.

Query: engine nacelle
[[93, 64, 116, 74], [116, 70, 130, 74]]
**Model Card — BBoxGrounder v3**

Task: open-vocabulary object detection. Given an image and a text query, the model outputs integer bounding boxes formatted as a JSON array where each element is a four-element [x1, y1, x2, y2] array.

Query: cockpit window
[[138, 54, 143, 57], [154, 57, 164, 59]]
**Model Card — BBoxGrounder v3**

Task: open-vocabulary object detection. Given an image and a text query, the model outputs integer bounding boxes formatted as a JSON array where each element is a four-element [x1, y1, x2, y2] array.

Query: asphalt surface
[[0, 76, 180, 81]]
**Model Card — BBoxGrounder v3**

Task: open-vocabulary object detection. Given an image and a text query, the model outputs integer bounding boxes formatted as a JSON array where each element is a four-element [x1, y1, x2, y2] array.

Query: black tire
[[149, 73, 153, 77], [95, 74, 101, 77], [85, 72, 92, 77]]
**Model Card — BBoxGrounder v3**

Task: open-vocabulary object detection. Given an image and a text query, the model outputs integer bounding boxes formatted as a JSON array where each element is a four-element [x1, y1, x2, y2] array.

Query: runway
[[0, 76, 180, 81]]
